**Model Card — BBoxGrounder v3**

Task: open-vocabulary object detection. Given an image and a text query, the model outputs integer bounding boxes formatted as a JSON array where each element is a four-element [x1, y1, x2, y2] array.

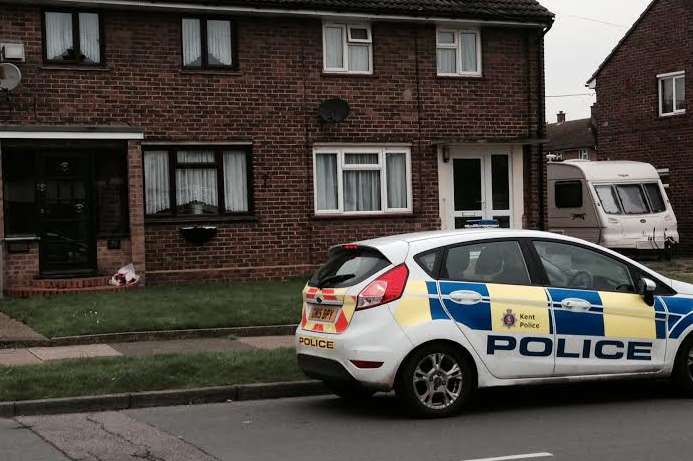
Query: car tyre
[[672, 336, 693, 395], [324, 381, 375, 400], [395, 343, 476, 418]]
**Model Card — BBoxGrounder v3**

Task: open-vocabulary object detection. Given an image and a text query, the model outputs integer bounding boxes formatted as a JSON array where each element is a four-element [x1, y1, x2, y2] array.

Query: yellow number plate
[[309, 305, 337, 322]]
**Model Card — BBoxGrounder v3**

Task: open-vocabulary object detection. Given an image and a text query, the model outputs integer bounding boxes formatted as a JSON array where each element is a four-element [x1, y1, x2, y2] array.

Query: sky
[[539, 0, 652, 123]]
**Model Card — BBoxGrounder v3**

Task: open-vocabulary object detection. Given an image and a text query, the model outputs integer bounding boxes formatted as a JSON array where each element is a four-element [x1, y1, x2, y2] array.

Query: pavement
[[0, 312, 46, 342], [0, 336, 295, 366], [2, 379, 693, 461]]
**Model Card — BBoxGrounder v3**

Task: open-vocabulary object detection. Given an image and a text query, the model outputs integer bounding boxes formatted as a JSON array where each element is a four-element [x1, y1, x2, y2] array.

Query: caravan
[[547, 160, 678, 255]]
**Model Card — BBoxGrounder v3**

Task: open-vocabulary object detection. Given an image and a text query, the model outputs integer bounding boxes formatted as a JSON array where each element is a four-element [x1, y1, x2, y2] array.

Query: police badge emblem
[[502, 309, 517, 328]]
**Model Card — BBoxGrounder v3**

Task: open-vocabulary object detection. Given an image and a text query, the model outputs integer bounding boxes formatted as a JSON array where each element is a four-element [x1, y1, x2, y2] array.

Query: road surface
[[2, 380, 692, 461]]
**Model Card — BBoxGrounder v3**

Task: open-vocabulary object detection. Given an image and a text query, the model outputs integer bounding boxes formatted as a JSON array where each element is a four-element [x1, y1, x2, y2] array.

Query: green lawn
[[0, 279, 307, 338], [0, 348, 304, 402]]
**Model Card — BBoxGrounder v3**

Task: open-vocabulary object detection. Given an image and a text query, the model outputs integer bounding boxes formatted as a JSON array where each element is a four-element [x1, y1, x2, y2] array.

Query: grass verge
[[0, 279, 307, 338], [0, 348, 303, 402]]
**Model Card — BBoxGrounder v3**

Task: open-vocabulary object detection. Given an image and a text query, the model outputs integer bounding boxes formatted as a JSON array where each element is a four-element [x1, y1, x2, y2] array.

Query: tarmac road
[[2, 379, 693, 461]]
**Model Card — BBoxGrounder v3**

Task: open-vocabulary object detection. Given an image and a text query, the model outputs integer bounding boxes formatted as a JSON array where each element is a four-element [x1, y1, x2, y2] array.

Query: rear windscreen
[[309, 247, 390, 289]]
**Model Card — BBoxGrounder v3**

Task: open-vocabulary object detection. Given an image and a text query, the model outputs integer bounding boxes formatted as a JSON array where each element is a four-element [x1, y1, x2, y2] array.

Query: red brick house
[[545, 111, 597, 161], [0, 0, 553, 294], [588, 0, 690, 251]]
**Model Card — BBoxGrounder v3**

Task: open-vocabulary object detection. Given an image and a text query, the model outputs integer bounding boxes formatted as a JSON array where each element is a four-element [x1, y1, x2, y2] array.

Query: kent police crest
[[502, 309, 517, 328]]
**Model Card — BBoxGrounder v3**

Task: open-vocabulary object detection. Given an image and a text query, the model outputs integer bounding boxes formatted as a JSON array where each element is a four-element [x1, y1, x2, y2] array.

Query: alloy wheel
[[412, 352, 463, 409]]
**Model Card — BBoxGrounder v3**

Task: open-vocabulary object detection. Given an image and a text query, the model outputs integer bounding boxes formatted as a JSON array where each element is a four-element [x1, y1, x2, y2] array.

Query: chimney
[[557, 111, 566, 124]]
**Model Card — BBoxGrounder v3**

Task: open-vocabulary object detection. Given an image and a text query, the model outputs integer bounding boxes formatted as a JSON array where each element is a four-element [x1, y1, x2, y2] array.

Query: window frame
[[554, 180, 583, 209], [142, 145, 253, 222], [578, 149, 590, 160], [322, 22, 373, 75], [436, 27, 482, 77], [181, 16, 238, 71], [658, 71, 686, 117], [313, 146, 412, 216], [42, 8, 105, 66]]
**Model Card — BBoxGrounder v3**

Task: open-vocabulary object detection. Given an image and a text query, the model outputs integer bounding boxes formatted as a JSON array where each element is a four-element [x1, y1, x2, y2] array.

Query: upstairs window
[[658, 71, 685, 116], [44, 11, 102, 65], [323, 23, 372, 74], [437, 28, 481, 77], [182, 17, 236, 69], [314, 147, 410, 215]]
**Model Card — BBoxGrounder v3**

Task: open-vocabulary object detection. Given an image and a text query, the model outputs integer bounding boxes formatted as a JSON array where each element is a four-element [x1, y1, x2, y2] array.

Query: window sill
[[3, 235, 40, 242], [436, 73, 483, 79], [312, 212, 414, 221], [40, 65, 111, 72], [145, 215, 257, 225], [659, 110, 687, 118], [321, 71, 375, 78], [180, 69, 241, 76]]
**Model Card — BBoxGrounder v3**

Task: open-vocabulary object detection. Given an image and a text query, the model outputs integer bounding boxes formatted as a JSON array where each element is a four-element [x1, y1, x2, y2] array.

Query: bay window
[[144, 146, 251, 219], [436, 28, 481, 77], [314, 147, 411, 215], [323, 23, 373, 74], [182, 17, 236, 69], [44, 10, 102, 65]]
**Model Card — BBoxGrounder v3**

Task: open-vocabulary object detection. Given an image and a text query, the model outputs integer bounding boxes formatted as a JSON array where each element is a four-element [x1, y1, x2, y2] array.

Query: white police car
[[296, 229, 693, 417]]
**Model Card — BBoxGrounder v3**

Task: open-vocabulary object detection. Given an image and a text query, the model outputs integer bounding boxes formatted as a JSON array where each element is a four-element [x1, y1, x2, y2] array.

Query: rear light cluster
[[356, 264, 409, 310]]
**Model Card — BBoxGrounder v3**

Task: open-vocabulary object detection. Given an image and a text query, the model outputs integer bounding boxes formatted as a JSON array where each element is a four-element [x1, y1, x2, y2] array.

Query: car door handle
[[561, 298, 592, 311], [449, 290, 483, 305]]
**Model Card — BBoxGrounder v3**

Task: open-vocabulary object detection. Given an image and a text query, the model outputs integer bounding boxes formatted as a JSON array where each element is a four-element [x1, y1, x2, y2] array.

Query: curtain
[[182, 18, 202, 66], [348, 44, 369, 72], [144, 151, 170, 215], [386, 153, 407, 209], [316, 154, 338, 211], [176, 169, 218, 212], [344, 170, 380, 212], [461, 32, 478, 72], [223, 151, 248, 212], [325, 26, 344, 68], [45, 12, 73, 61], [207, 20, 232, 66], [437, 48, 456, 74], [345, 153, 378, 165], [177, 150, 214, 163], [79, 13, 100, 64]]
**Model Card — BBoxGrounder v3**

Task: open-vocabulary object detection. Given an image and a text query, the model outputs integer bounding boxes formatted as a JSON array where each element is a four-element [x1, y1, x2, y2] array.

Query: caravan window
[[616, 185, 649, 214], [644, 183, 666, 213], [595, 185, 622, 214], [555, 181, 583, 208]]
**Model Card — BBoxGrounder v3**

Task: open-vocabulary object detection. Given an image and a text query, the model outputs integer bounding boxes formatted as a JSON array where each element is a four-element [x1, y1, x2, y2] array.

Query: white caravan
[[547, 160, 678, 255]]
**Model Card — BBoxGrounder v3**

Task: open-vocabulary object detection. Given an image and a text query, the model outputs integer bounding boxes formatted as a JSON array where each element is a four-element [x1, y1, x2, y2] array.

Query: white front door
[[450, 153, 513, 229]]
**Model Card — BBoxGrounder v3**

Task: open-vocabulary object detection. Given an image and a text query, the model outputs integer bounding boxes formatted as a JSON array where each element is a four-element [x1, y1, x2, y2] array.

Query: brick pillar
[[127, 141, 146, 283]]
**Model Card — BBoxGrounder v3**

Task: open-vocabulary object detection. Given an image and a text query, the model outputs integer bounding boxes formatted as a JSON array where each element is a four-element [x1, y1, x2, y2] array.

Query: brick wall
[[593, 0, 692, 252], [0, 5, 545, 282]]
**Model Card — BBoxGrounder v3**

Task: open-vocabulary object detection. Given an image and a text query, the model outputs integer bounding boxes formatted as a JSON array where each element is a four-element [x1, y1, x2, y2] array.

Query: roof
[[587, 0, 658, 86], [76, 0, 554, 23], [549, 160, 660, 182], [545, 118, 595, 152]]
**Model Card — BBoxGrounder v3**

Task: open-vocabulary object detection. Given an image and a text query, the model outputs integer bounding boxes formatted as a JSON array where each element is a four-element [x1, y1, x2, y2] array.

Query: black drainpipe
[[536, 20, 553, 230]]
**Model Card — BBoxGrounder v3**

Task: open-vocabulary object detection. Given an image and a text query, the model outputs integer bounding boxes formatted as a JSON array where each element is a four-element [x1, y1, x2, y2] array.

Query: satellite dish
[[0, 63, 21, 91], [319, 98, 350, 123]]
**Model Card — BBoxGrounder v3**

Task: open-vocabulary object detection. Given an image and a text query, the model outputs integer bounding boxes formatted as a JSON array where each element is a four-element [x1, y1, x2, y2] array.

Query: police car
[[296, 229, 693, 417]]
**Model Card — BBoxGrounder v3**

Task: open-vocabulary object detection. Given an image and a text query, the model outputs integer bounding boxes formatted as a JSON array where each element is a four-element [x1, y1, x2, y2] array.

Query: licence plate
[[309, 305, 338, 322]]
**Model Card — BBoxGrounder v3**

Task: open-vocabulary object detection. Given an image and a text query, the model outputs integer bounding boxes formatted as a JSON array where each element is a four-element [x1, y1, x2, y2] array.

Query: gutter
[[0, 0, 551, 27]]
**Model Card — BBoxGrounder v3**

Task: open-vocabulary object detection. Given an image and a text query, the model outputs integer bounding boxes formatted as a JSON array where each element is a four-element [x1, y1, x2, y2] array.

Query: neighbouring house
[[0, 0, 553, 295], [588, 0, 691, 251], [545, 111, 596, 161]]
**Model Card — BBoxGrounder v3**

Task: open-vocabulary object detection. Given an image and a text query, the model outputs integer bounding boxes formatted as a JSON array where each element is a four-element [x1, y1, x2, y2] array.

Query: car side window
[[533, 240, 634, 293], [442, 241, 530, 285]]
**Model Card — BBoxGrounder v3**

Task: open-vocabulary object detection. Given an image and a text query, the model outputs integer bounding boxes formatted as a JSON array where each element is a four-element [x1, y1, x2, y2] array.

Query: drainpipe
[[536, 20, 554, 230], [0, 139, 4, 298]]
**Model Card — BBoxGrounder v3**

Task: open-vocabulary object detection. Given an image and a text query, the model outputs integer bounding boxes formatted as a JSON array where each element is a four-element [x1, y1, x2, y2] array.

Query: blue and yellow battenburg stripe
[[392, 281, 679, 340]]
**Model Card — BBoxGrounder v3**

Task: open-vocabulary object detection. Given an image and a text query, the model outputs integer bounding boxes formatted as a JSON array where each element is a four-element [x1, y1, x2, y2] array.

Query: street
[[2, 379, 692, 461]]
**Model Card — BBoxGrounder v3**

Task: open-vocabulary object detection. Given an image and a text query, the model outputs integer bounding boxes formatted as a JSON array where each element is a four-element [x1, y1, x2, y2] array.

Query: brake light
[[356, 264, 409, 310], [343, 243, 360, 250]]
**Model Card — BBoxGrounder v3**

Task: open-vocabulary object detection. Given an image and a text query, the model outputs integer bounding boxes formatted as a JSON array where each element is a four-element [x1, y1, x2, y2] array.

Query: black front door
[[38, 152, 96, 276]]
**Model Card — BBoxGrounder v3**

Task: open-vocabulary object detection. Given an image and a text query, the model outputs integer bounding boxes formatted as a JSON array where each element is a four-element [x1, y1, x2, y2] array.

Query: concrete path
[[0, 312, 46, 342], [0, 336, 295, 367]]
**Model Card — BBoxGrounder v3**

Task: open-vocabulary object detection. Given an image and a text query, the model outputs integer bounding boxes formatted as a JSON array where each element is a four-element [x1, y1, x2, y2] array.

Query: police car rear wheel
[[396, 344, 475, 418]]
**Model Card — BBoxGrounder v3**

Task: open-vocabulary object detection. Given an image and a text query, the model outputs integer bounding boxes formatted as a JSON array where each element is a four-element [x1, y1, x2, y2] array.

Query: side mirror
[[639, 277, 656, 306]]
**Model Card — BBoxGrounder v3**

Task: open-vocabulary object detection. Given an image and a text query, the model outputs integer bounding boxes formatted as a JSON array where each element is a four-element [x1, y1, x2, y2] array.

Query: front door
[[451, 154, 512, 229], [38, 152, 96, 276]]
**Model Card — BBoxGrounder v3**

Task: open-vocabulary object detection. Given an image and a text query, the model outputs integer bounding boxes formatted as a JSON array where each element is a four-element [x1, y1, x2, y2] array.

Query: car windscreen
[[309, 246, 390, 289]]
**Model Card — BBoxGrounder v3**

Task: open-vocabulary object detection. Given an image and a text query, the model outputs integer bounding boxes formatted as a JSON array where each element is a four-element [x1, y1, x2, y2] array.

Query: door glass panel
[[443, 241, 530, 285], [533, 241, 634, 292], [491, 155, 509, 210], [453, 158, 481, 211]]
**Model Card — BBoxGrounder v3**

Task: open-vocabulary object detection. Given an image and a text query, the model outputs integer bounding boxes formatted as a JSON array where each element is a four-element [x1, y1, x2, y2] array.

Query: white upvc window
[[322, 22, 373, 74], [579, 148, 590, 160], [313, 146, 412, 215], [436, 27, 481, 77], [658, 71, 686, 117]]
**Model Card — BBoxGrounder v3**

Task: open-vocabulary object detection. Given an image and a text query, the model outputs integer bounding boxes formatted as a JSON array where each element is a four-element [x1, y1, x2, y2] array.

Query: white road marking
[[462, 452, 554, 461]]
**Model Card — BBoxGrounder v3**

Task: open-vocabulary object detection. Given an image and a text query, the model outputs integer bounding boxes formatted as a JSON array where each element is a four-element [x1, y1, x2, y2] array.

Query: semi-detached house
[[0, 0, 554, 295]]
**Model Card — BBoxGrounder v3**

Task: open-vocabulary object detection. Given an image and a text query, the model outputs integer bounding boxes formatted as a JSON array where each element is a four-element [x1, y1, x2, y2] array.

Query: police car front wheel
[[673, 336, 693, 395], [396, 344, 476, 418]]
